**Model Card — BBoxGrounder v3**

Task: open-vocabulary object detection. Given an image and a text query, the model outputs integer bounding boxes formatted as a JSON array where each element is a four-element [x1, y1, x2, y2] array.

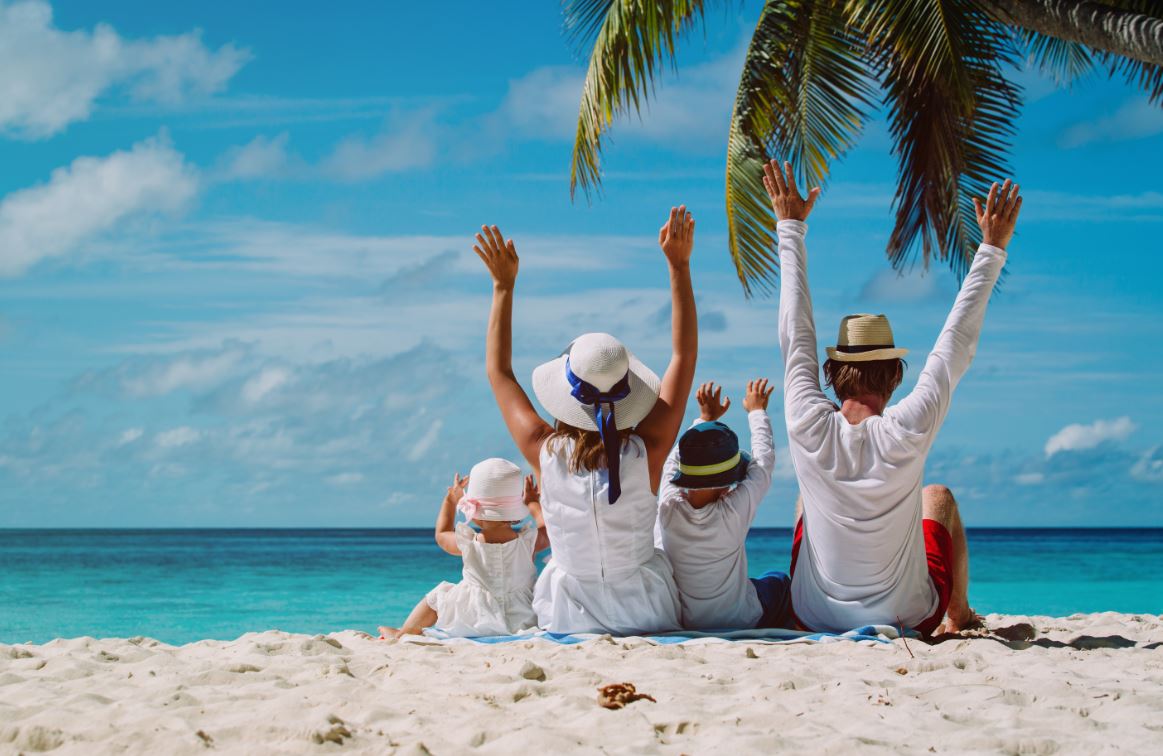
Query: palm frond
[[854, 0, 1020, 277], [1019, 29, 1095, 84], [565, 0, 710, 198], [725, 0, 873, 295]]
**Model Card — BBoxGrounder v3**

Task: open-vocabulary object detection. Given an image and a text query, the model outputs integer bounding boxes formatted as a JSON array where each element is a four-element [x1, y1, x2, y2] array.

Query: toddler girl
[[378, 458, 547, 639]]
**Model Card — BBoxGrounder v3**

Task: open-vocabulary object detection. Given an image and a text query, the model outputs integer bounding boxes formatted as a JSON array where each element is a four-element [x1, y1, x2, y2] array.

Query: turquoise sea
[[2, 528, 1161, 645]]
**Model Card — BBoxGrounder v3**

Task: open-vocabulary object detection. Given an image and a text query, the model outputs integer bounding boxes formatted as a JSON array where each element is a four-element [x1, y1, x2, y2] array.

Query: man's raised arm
[[892, 180, 1023, 439], [764, 160, 832, 423]]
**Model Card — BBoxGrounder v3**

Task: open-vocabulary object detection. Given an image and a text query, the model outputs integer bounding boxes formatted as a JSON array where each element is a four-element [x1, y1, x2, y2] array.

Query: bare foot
[[377, 626, 403, 641], [935, 609, 985, 635]]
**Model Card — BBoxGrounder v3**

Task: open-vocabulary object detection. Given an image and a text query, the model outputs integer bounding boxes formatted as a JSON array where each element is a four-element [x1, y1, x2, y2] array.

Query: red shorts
[[790, 518, 954, 636]]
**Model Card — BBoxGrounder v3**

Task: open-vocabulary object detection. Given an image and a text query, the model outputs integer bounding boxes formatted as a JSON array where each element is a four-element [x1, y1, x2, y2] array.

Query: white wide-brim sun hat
[[532, 332, 661, 431], [465, 458, 524, 501], [825, 313, 909, 363]]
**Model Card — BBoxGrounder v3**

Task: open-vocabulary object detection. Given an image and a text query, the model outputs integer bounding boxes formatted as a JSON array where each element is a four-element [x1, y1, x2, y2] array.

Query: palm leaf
[[565, 0, 710, 199], [725, 0, 874, 294], [853, 0, 1020, 277]]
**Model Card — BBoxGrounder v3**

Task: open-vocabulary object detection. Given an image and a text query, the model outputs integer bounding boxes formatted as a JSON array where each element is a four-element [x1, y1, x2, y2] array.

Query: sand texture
[[2, 612, 1161, 754]]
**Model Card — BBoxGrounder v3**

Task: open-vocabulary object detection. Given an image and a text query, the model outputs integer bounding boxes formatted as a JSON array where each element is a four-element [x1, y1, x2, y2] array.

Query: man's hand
[[444, 473, 468, 506], [658, 205, 695, 267], [743, 378, 775, 412], [523, 474, 539, 506], [763, 160, 820, 222], [695, 381, 731, 422], [473, 225, 519, 290], [973, 179, 1022, 249]]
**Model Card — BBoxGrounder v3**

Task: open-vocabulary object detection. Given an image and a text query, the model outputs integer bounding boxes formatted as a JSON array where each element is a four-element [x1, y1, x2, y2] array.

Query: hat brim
[[669, 452, 751, 490], [825, 347, 909, 363], [531, 351, 661, 432]]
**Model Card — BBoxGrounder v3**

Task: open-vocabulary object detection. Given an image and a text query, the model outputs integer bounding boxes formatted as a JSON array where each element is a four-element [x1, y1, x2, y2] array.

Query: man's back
[[776, 217, 1008, 632]]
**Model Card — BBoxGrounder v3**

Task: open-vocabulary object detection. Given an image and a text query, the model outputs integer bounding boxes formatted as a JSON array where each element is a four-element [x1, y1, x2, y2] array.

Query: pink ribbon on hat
[[457, 494, 528, 523]]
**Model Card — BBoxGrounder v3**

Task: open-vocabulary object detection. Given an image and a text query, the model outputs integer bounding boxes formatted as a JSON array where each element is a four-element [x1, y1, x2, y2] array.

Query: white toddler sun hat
[[459, 458, 528, 522], [531, 333, 661, 431], [825, 314, 909, 363]]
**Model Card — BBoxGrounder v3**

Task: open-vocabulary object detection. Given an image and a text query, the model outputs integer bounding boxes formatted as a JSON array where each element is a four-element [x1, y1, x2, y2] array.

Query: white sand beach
[[2, 613, 1161, 754]]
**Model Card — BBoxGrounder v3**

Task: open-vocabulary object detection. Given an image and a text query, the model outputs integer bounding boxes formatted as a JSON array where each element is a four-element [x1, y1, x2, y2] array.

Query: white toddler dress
[[534, 434, 681, 635], [424, 522, 538, 637]]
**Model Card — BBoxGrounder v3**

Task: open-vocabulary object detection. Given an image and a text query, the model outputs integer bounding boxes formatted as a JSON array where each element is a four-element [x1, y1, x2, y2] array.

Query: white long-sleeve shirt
[[777, 219, 1006, 632], [655, 410, 776, 630]]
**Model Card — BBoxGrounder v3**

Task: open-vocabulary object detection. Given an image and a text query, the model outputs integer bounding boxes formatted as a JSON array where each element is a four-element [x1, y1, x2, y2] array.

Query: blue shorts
[[750, 570, 793, 629]]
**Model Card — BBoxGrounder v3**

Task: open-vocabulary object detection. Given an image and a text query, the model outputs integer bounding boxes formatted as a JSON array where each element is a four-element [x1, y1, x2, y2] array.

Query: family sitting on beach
[[379, 160, 1023, 640]]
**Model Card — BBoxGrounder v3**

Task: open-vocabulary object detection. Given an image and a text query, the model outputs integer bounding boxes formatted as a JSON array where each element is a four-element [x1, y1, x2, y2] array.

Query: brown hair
[[547, 421, 635, 474], [822, 358, 906, 402]]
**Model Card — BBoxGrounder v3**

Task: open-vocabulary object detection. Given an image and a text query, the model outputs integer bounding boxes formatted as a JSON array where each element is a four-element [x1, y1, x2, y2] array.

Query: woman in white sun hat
[[472, 206, 699, 635], [378, 458, 548, 639]]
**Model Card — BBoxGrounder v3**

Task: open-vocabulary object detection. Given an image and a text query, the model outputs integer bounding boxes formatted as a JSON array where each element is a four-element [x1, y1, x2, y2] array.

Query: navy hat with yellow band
[[670, 421, 751, 490]]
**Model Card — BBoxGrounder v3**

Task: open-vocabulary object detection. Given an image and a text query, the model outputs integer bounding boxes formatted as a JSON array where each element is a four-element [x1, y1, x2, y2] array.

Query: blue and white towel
[[416, 625, 911, 645]]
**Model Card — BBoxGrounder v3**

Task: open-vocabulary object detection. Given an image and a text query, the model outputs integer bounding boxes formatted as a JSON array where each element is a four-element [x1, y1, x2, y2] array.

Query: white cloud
[[155, 426, 202, 449], [215, 133, 291, 181], [117, 427, 144, 446], [0, 135, 199, 277], [1015, 472, 1044, 485], [858, 268, 951, 304], [1059, 97, 1163, 149], [407, 418, 443, 462], [326, 472, 365, 487], [1130, 446, 1163, 483], [112, 344, 249, 397], [1044, 416, 1136, 458], [0, 0, 248, 138], [240, 367, 291, 404], [321, 111, 439, 181], [496, 38, 742, 150]]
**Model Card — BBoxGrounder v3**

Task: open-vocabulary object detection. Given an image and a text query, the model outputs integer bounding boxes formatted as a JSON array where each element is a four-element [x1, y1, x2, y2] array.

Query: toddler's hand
[[523, 474, 540, 505], [445, 473, 468, 506], [743, 378, 775, 412], [695, 381, 730, 422]]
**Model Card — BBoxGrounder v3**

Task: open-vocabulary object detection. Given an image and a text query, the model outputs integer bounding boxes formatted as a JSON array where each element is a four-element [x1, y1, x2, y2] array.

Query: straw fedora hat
[[825, 314, 909, 363], [532, 333, 661, 431], [464, 458, 524, 501]]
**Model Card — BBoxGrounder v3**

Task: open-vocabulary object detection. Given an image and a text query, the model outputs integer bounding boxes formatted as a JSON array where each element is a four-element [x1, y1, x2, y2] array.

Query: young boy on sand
[[378, 458, 549, 639], [656, 379, 791, 630]]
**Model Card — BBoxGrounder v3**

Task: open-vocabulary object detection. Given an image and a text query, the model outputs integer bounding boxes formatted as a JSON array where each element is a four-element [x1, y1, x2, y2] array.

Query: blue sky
[[1, 0, 1161, 527]]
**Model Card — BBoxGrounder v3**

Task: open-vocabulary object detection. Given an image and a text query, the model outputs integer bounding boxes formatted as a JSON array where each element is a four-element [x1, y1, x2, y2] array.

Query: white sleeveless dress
[[424, 523, 538, 637], [534, 435, 681, 635]]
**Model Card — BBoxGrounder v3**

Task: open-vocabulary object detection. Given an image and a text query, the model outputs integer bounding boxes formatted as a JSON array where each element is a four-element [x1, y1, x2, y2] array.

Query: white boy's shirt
[[777, 219, 1006, 632], [655, 410, 776, 630]]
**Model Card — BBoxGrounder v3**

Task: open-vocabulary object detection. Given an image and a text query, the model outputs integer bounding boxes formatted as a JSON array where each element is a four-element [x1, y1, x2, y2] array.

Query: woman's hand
[[763, 160, 820, 222], [695, 381, 731, 422], [973, 179, 1022, 249], [658, 205, 695, 267], [473, 225, 519, 290], [742, 378, 775, 412]]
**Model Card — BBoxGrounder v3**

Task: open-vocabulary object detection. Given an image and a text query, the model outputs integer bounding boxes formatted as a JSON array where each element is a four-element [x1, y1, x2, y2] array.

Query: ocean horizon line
[[3, 525, 1162, 532]]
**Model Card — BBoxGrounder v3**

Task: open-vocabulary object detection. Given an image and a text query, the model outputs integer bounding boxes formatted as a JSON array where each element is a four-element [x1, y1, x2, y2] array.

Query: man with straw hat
[[763, 159, 1022, 636]]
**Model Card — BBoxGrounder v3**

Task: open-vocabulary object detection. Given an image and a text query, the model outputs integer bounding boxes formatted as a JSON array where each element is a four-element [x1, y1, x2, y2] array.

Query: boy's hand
[[762, 160, 820, 222], [973, 179, 1022, 249], [523, 474, 540, 505], [445, 473, 468, 505], [658, 205, 695, 267], [695, 381, 731, 421], [743, 378, 775, 412]]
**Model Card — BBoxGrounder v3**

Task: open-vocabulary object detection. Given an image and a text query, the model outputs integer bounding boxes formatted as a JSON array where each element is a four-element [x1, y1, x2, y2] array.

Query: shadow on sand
[[930, 622, 1150, 650]]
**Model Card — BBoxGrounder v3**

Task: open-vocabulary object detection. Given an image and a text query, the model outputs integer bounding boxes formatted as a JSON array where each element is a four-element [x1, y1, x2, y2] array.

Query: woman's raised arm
[[474, 225, 554, 470], [636, 206, 698, 491]]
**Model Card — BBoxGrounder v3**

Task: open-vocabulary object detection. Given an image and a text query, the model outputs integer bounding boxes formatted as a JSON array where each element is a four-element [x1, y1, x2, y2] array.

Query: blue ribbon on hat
[[565, 357, 631, 503]]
